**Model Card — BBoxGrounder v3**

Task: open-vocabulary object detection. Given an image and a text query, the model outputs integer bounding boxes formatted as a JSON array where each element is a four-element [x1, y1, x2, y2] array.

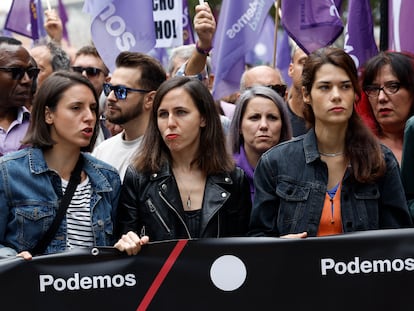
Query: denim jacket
[[0, 148, 121, 255], [249, 129, 413, 237]]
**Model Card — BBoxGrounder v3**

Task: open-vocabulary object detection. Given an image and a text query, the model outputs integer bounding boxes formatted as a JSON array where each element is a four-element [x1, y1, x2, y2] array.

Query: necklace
[[319, 151, 344, 157], [174, 169, 193, 210]]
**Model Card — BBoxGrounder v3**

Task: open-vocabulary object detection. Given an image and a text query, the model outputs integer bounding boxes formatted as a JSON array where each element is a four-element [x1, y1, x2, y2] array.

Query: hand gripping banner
[[1, 228, 414, 310]]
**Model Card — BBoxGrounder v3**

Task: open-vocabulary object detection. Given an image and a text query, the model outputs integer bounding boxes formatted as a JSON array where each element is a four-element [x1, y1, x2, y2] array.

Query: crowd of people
[[0, 2, 413, 259]]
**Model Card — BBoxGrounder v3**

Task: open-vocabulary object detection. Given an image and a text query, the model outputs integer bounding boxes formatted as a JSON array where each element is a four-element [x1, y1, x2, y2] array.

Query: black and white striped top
[[62, 176, 94, 249]]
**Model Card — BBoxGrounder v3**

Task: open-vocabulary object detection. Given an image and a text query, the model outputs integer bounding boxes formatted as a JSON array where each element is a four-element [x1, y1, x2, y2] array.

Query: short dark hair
[[115, 51, 166, 91], [22, 71, 100, 152], [76, 45, 110, 76]]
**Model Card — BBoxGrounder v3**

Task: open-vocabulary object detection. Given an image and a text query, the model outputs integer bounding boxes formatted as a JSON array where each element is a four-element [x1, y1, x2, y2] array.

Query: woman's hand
[[280, 232, 308, 239], [114, 231, 149, 256], [17, 251, 33, 260]]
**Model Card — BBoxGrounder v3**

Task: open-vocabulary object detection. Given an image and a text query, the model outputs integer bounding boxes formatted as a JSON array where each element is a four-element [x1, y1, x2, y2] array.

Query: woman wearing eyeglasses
[[229, 85, 292, 203], [249, 47, 412, 238], [357, 51, 414, 164], [0, 71, 127, 259], [114, 76, 251, 253]]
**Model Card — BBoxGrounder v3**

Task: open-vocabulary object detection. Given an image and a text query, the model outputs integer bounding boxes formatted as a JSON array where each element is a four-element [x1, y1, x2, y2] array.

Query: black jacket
[[116, 164, 252, 241]]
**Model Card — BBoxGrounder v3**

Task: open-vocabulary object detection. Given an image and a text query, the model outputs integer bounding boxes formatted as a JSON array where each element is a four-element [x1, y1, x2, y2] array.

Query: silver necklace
[[319, 151, 344, 157]]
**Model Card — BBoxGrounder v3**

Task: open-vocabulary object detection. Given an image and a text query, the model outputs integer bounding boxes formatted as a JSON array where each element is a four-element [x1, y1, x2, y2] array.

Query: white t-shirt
[[92, 131, 143, 182]]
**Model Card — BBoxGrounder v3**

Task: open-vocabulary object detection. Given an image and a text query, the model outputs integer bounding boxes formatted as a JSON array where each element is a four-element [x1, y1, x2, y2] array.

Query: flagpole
[[272, 0, 281, 68]]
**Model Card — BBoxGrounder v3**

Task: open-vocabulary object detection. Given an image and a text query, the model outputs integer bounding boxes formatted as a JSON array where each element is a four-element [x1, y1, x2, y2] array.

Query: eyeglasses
[[71, 66, 102, 77], [0, 67, 40, 80], [266, 84, 287, 98], [363, 82, 401, 98], [103, 83, 151, 100]]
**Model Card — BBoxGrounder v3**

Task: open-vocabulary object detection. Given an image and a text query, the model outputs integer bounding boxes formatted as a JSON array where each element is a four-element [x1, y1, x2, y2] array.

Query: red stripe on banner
[[137, 240, 188, 310]]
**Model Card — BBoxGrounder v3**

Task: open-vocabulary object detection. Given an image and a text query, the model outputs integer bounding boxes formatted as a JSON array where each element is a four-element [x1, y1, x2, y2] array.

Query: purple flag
[[34, 0, 47, 40], [58, 0, 69, 43], [4, 0, 46, 41], [389, 0, 414, 53], [83, 0, 156, 72], [212, 0, 275, 100], [276, 29, 292, 87], [5, 0, 33, 38], [245, 15, 274, 66], [282, 0, 343, 54], [344, 0, 378, 69], [182, 0, 194, 45]]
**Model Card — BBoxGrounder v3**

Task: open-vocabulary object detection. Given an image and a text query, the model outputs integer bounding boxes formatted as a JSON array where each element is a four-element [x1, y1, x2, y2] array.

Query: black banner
[[1, 228, 414, 310]]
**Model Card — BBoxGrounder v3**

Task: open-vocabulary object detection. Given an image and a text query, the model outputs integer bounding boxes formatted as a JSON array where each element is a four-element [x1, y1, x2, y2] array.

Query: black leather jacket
[[116, 164, 252, 241]]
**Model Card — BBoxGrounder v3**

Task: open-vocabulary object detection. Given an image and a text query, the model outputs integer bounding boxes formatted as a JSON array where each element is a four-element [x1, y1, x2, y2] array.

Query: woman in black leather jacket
[[114, 77, 251, 253]]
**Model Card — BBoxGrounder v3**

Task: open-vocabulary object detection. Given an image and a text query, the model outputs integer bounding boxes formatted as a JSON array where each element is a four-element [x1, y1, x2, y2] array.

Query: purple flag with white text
[[83, 0, 156, 72], [389, 0, 414, 53], [282, 0, 343, 54], [344, 0, 378, 69], [212, 0, 275, 100]]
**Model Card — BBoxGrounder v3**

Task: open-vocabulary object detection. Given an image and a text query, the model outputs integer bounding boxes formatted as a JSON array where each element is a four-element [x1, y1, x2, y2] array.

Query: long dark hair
[[133, 76, 234, 174], [302, 47, 385, 182]]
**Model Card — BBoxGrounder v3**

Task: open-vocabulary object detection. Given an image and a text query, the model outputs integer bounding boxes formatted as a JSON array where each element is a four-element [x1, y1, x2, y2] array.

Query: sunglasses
[[103, 83, 151, 100], [266, 84, 287, 98], [0, 67, 40, 80], [71, 66, 102, 77]]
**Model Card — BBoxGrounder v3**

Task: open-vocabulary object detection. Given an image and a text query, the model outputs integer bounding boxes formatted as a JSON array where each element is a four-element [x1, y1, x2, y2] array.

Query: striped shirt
[[62, 176, 94, 249]]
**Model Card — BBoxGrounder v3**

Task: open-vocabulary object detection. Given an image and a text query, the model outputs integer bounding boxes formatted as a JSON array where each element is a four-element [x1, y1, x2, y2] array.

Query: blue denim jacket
[[0, 148, 121, 255], [249, 129, 413, 237]]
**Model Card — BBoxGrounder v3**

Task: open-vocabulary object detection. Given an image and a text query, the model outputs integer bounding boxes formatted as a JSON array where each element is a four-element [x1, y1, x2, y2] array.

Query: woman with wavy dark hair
[[250, 47, 412, 238], [115, 77, 251, 253]]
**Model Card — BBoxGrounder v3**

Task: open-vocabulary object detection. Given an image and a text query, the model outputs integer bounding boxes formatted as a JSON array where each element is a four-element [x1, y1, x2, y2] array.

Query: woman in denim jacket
[[0, 71, 127, 259], [250, 47, 412, 238]]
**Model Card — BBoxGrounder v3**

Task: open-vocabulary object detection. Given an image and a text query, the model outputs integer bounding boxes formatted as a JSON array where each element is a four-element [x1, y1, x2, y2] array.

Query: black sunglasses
[[0, 67, 40, 80], [71, 66, 102, 77], [266, 84, 287, 97], [103, 83, 151, 100]]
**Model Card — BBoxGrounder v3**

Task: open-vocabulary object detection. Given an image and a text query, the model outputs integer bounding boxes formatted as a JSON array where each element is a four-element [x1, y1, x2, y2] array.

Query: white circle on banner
[[210, 255, 247, 291]]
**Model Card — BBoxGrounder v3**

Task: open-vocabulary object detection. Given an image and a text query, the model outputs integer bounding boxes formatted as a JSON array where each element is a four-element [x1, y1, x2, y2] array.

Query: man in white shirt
[[92, 52, 166, 181]]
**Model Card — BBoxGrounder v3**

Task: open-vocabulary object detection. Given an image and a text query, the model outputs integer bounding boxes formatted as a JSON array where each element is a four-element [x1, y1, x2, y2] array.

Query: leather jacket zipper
[[159, 191, 192, 239], [146, 199, 171, 234]]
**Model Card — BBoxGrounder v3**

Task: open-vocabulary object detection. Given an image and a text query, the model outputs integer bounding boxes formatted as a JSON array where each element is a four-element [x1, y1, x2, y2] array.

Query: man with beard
[[92, 52, 166, 181], [0, 42, 39, 156]]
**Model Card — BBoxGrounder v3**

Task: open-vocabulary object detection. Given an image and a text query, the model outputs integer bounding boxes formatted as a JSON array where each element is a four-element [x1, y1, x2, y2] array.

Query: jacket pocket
[[15, 205, 55, 249], [276, 180, 311, 202], [353, 185, 380, 228], [276, 179, 311, 231]]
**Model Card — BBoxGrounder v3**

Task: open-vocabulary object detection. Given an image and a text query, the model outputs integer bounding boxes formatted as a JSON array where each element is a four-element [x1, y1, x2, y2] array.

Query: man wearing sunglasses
[[92, 52, 166, 181], [0, 41, 39, 156]]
